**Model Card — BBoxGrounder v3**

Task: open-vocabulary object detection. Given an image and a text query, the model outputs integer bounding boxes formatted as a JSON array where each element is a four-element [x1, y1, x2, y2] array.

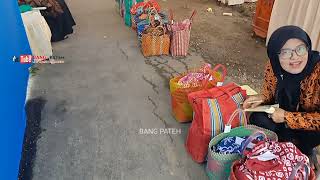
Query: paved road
[[28, 0, 209, 180]]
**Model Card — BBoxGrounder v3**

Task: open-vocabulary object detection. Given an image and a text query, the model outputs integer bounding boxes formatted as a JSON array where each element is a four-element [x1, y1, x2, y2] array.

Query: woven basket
[[141, 26, 170, 57], [206, 109, 278, 180], [169, 64, 226, 122]]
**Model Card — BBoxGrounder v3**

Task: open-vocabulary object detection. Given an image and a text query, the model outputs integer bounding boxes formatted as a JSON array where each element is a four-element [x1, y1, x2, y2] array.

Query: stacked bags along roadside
[[187, 105, 315, 179], [130, 0, 161, 31], [130, 0, 162, 43], [117, 2, 318, 178], [169, 64, 253, 165], [170, 63, 316, 179], [117, 0, 144, 26], [116, 0, 196, 57]]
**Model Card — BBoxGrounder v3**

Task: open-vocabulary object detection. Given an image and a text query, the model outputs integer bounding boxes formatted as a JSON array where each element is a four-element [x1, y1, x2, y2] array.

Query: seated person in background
[[19, 0, 64, 17], [243, 26, 320, 156], [19, 0, 76, 42]]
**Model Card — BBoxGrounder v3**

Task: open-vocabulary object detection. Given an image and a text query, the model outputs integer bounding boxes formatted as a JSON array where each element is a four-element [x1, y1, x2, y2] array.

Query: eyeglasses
[[278, 44, 308, 60]]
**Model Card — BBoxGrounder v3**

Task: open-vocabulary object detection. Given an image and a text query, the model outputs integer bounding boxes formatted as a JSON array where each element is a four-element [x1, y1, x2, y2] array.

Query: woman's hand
[[243, 95, 265, 109], [270, 108, 286, 123]]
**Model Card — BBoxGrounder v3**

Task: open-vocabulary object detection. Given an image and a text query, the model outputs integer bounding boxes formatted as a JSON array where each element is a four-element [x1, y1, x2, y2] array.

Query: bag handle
[[148, 7, 163, 28], [144, 0, 159, 11], [211, 64, 227, 82], [223, 109, 247, 133], [179, 63, 226, 92], [225, 109, 248, 126], [148, 7, 158, 16], [143, 1, 153, 10], [240, 130, 267, 154], [202, 64, 227, 89], [150, 25, 166, 36], [169, 9, 196, 22], [189, 9, 197, 22], [202, 64, 233, 98], [190, 63, 236, 102], [288, 162, 310, 180], [169, 9, 174, 24]]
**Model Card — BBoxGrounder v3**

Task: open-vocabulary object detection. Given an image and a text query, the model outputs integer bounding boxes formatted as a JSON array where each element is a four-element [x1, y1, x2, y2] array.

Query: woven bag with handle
[[206, 109, 278, 180], [141, 25, 170, 57]]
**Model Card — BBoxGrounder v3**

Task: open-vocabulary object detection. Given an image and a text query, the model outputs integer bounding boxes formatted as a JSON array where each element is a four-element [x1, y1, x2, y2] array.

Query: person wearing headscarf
[[243, 26, 320, 156]]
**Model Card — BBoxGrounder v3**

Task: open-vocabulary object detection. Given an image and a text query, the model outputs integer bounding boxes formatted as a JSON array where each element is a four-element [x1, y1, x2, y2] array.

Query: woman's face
[[278, 38, 309, 74]]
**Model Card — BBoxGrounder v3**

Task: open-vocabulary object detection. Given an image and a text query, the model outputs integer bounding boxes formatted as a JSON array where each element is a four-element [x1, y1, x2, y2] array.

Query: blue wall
[[0, 1, 31, 179]]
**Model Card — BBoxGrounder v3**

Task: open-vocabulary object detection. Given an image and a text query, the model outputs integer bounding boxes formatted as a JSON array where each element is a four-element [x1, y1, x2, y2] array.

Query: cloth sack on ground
[[21, 10, 53, 58]]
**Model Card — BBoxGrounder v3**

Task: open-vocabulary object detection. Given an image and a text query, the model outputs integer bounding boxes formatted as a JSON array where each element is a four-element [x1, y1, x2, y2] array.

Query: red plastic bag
[[130, 0, 161, 15], [144, 0, 160, 12], [185, 83, 247, 163], [130, 2, 145, 15]]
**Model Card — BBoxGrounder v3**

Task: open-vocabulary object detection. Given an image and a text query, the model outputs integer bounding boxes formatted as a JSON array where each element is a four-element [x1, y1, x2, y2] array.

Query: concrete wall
[[0, 1, 31, 179]]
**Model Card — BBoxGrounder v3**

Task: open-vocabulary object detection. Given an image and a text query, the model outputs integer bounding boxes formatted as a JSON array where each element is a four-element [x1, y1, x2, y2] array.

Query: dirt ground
[[159, 0, 268, 92]]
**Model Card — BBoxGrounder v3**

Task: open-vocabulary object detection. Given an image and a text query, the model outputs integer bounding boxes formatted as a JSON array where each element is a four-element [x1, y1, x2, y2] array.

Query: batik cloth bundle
[[230, 131, 316, 180]]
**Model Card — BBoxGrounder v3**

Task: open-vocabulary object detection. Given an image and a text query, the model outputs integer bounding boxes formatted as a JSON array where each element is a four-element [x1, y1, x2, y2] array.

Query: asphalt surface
[[27, 0, 210, 179]]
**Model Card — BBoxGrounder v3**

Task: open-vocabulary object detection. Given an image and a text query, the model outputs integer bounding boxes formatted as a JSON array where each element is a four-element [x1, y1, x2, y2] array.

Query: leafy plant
[[29, 66, 40, 76]]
